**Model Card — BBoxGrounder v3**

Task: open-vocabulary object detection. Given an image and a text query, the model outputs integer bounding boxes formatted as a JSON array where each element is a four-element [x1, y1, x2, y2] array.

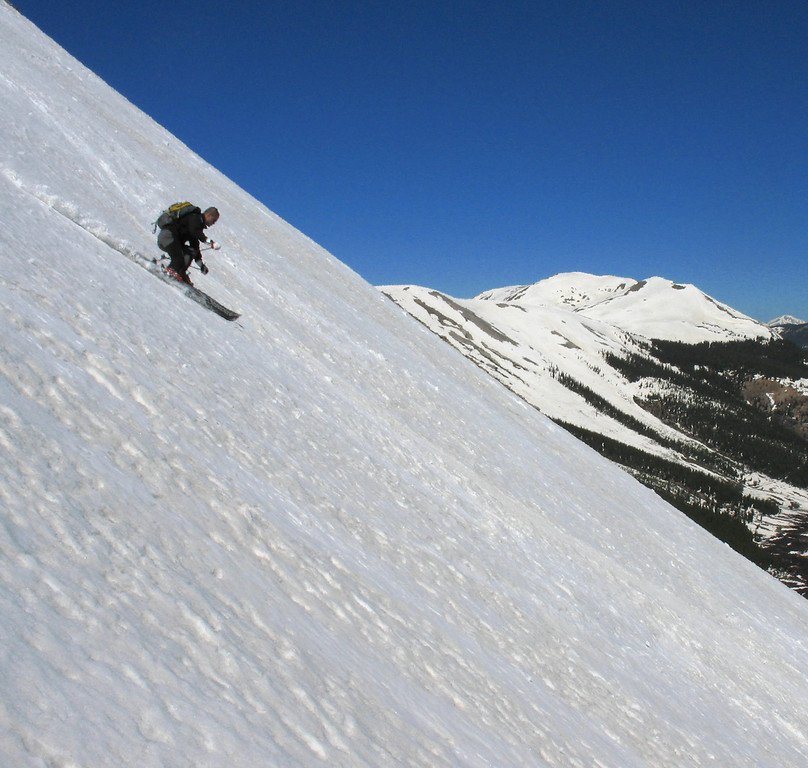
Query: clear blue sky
[[14, 0, 808, 321]]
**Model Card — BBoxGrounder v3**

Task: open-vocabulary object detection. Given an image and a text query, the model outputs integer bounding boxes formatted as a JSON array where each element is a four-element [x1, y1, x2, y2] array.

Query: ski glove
[[199, 262, 209, 275], [209, 240, 221, 250]]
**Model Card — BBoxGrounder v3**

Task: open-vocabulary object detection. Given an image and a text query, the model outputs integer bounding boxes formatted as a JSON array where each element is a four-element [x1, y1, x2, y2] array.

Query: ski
[[177, 282, 241, 321], [141, 255, 240, 321]]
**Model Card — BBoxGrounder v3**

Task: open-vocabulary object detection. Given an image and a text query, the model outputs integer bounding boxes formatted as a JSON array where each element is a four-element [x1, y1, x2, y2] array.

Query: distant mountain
[[769, 314, 807, 327], [477, 272, 639, 311], [768, 316, 808, 349], [478, 273, 772, 343], [382, 274, 808, 595]]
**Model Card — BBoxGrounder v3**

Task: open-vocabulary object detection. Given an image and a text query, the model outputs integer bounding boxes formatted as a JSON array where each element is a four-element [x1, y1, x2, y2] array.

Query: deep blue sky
[[14, 0, 808, 320]]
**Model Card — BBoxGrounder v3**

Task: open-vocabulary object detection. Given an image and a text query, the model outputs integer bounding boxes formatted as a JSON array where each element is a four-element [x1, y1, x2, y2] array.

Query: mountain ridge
[[474, 272, 772, 343], [769, 314, 807, 327]]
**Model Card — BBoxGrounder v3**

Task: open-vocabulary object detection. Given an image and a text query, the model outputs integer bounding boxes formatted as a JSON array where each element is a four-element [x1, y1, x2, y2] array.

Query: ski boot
[[165, 266, 193, 286]]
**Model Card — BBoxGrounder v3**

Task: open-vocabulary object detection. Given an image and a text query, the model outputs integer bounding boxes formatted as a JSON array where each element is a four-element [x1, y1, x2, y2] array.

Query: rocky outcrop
[[743, 378, 808, 438]]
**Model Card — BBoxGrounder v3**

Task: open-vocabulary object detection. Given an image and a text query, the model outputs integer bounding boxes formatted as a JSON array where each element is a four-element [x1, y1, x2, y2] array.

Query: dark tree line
[[549, 338, 808, 585], [604, 339, 808, 488], [555, 421, 778, 570], [550, 366, 734, 476]]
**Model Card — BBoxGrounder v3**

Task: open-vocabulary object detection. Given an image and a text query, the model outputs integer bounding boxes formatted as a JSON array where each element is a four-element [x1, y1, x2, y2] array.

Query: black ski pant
[[157, 229, 196, 275]]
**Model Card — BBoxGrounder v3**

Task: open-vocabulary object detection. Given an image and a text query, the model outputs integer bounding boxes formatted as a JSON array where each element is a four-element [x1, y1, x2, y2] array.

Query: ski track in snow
[[3, 4, 808, 767]]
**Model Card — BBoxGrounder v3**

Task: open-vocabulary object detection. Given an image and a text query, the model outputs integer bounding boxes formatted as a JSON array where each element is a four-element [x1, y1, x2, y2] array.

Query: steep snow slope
[[3, 5, 808, 768]]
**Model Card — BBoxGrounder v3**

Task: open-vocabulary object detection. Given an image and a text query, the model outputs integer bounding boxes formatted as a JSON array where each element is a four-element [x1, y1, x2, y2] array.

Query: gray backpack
[[153, 202, 199, 232]]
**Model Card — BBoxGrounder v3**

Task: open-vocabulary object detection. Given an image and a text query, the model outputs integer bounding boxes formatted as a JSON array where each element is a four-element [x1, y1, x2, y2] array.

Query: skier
[[157, 204, 220, 285]]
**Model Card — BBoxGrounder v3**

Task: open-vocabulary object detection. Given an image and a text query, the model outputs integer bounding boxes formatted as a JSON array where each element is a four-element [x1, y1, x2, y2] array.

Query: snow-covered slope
[[582, 277, 771, 342], [380, 285, 684, 456], [478, 273, 772, 343], [3, 5, 808, 767]]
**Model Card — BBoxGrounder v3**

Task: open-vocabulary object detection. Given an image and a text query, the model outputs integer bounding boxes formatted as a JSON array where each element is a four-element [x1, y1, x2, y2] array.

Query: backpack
[[153, 201, 200, 232]]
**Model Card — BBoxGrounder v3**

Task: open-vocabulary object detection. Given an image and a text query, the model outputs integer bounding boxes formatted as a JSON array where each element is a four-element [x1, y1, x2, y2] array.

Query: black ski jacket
[[169, 208, 210, 258]]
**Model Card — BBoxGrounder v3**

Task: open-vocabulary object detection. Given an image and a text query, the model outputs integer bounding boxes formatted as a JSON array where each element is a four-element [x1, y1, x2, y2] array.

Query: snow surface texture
[[2, 5, 808, 767]]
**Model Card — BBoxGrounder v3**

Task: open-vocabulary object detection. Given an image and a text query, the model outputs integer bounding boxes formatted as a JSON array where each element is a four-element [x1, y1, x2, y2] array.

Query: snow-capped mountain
[[382, 273, 776, 452], [4, 4, 808, 767], [769, 314, 807, 327], [478, 272, 772, 343], [476, 272, 640, 311]]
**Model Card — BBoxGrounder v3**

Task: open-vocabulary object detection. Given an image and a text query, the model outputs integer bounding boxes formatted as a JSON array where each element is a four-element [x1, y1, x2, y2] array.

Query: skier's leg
[[181, 246, 196, 272], [157, 229, 195, 284], [163, 243, 193, 284]]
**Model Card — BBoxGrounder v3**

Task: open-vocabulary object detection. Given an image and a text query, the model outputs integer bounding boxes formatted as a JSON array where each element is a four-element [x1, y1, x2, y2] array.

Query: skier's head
[[203, 207, 220, 226]]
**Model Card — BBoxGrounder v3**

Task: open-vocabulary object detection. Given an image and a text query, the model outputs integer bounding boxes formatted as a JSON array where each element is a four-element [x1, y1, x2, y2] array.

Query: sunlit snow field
[[2, 4, 808, 766]]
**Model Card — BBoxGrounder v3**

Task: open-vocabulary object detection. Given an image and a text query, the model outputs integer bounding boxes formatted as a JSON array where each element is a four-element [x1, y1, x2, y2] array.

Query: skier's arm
[[186, 236, 209, 273], [187, 214, 209, 251], [188, 236, 203, 261], [188, 216, 212, 271]]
